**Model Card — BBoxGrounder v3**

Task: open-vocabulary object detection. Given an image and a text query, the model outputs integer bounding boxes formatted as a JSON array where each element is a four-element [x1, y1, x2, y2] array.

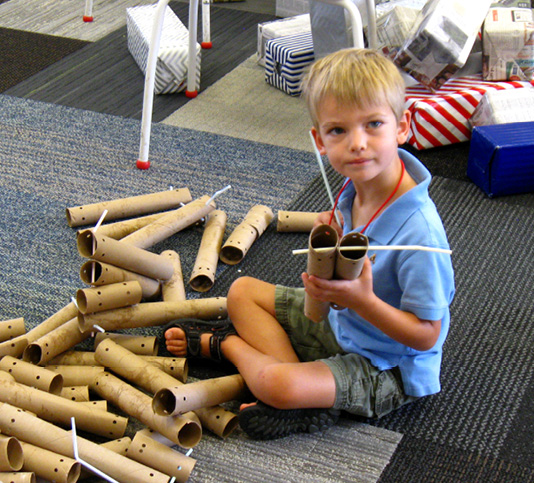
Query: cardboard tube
[[78, 298, 227, 332], [0, 472, 35, 483], [220, 205, 274, 265], [0, 318, 26, 343], [0, 433, 23, 471], [76, 280, 143, 314], [0, 356, 63, 395], [87, 210, 180, 239], [77, 230, 174, 281], [335, 232, 369, 280], [161, 250, 186, 301], [0, 371, 15, 382], [60, 386, 90, 402], [65, 187, 192, 227], [91, 372, 202, 448], [128, 430, 196, 482], [277, 210, 319, 232], [23, 318, 93, 366], [78, 437, 132, 479], [94, 338, 182, 395], [0, 403, 173, 483], [304, 224, 339, 323], [189, 210, 226, 292], [80, 260, 161, 300], [45, 366, 105, 386], [78, 400, 108, 411], [194, 405, 239, 439], [19, 440, 80, 483], [94, 332, 159, 355], [121, 196, 216, 249], [48, 351, 188, 382], [0, 302, 77, 358], [153, 374, 247, 416], [0, 379, 127, 439]]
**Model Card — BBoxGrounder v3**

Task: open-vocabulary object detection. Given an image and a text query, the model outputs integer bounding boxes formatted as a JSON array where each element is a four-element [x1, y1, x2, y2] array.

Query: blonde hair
[[301, 48, 406, 128]]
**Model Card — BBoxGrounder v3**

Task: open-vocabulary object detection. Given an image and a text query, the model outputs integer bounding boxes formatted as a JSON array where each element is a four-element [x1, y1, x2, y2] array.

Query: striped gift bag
[[127, 5, 201, 95], [405, 75, 534, 150], [265, 32, 315, 96]]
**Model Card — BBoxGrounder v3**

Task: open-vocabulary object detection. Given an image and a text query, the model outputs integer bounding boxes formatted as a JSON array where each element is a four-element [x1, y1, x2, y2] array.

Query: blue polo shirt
[[328, 149, 455, 397]]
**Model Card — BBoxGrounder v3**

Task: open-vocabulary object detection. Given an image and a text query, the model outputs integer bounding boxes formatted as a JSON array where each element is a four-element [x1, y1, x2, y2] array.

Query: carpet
[[0, 27, 88, 92], [0, 93, 403, 482], [4, 3, 276, 121]]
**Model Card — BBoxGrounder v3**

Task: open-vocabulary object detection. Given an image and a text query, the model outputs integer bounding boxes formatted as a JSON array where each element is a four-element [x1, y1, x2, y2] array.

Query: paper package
[[257, 14, 311, 66], [482, 7, 534, 81], [405, 74, 534, 149], [470, 85, 534, 126], [126, 5, 201, 94], [393, 0, 493, 91]]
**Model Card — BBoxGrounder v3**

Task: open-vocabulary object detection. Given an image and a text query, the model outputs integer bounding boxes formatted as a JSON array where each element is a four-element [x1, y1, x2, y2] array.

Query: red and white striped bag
[[405, 75, 534, 150]]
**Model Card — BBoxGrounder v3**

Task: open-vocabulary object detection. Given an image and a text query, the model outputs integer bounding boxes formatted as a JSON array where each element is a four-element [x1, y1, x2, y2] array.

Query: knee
[[255, 364, 300, 409], [227, 276, 256, 305]]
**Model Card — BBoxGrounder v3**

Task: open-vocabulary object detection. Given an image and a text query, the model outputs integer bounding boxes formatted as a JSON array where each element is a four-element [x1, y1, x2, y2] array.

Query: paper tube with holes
[[304, 224, 339, 323], [129, 430, 196, 482], [276, 211, 319, 232], [48, 351, 189, 382], [335, 232, 369, 280], [88, 210, 177, 239], [0, 356, 63, 395], [91, 372, 202, 448], [95, 339, 234, 436], [0, 473, 36, 483], [80, 260, 161, 300], [0, 379, 127, 439], [19, 441, 81, 483], [0, 433, 23, 471], [0, 318, 26, 343], [0, 403, 173, 483], [0, 302, 77, 358], [189, 210, 226, 292], [23, 318, 93, 366], [76, 280, 143, 314], [153, 374, 247, 416], [45, 365, 105, 386], [65, 187, 192, 227], [121, 195, 216, 249], [60, 386, 90, 402], [77, 230, 174, 281], [94, 332, 159, 356], [78, 298, 227, 332], [220, 205, 274, 265], [161, 250, 186, 301]]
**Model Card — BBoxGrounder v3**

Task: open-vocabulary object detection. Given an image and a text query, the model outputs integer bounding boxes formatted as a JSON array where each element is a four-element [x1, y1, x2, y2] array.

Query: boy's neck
[[352, 159, 416, 229]]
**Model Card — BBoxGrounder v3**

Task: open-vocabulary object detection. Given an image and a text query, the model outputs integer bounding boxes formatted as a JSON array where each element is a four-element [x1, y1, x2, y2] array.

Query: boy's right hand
[[314, 210, 344, 237]]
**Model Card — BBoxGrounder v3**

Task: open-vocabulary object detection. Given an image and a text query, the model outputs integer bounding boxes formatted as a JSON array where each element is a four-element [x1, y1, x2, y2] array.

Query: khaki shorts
[[275, 285, 418, 418]]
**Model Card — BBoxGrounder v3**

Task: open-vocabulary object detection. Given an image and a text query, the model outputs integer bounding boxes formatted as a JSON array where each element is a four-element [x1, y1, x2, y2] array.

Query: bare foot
[[164, 327, 211, 358]]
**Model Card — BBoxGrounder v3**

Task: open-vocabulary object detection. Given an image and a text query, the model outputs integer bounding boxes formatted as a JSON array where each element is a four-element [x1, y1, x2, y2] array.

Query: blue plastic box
[[467, 122, 534, 197]]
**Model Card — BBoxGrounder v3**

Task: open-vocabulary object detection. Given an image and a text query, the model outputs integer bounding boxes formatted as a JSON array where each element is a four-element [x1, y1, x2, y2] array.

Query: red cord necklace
[[328, 159, 405, 234]]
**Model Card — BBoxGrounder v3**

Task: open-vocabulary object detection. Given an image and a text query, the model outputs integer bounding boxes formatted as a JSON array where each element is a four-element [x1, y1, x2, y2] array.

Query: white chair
[[135, 0, 376, 169]]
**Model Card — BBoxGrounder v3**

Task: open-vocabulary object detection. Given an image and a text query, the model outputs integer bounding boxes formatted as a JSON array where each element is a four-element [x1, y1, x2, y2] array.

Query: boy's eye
[[368, 121, 383, 129], [328, 127, 344, 135]]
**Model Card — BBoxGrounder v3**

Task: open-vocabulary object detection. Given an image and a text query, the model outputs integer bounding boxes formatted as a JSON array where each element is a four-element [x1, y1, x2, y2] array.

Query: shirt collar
[[337, 149, 432, 244]]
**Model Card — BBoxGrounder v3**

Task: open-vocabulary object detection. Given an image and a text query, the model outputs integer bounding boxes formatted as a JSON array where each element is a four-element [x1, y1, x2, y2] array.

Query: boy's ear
[[396, 109, 412, 145], [311, 127, 327, 155]]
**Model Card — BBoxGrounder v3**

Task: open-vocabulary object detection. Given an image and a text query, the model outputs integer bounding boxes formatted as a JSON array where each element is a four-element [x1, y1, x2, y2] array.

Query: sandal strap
[[209, 325, 237, 362]]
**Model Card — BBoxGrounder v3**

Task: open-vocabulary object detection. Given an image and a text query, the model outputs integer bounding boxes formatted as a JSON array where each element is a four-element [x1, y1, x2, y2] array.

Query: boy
[[165, 48, 455, 440]]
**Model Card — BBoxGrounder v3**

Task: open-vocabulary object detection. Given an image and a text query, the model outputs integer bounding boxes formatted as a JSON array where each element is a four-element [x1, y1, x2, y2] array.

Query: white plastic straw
[[71, 417, 120, 483], [206, 185, 231, 205], [309, 131, 341, 226], [292, 245, 453, 256]]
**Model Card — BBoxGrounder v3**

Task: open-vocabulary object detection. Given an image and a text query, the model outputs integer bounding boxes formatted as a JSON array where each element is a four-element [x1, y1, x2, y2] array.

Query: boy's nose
[[348, 129, 366, 152]]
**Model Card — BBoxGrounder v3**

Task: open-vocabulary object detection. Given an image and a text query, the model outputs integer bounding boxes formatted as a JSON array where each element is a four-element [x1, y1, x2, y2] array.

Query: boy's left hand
[[301, 257, 375, 312]]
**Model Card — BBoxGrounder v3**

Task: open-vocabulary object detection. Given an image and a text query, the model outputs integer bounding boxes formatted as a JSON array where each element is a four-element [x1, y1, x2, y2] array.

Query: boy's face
[[311, 95, 411, 186]]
